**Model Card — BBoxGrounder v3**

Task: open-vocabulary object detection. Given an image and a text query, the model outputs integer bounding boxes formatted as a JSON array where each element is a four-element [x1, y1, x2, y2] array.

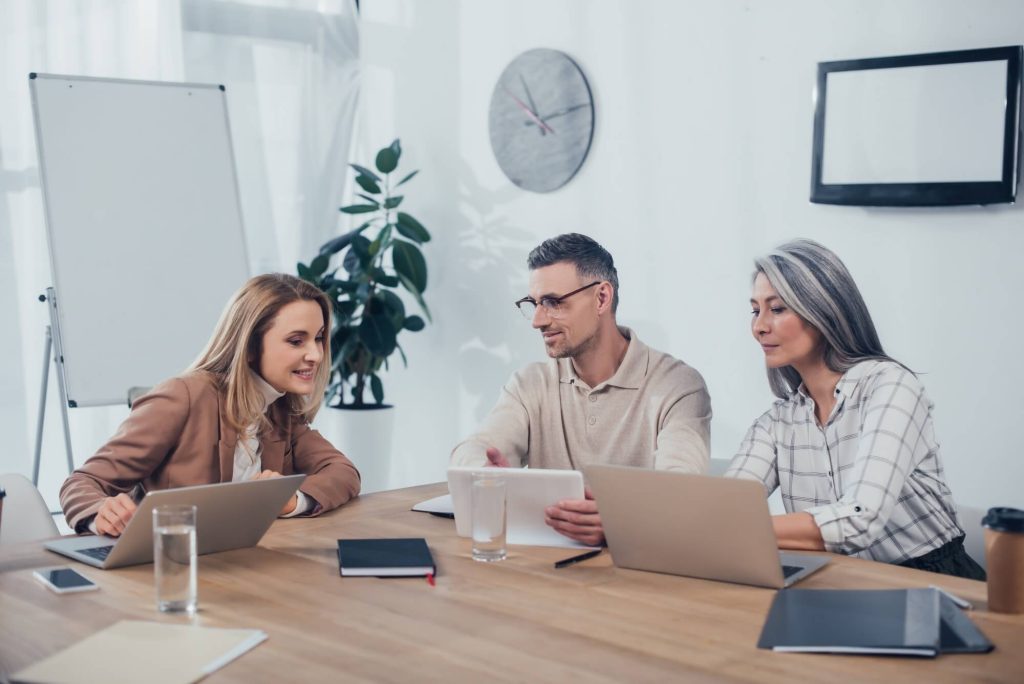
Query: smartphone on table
[[33, 566, 99, 594]]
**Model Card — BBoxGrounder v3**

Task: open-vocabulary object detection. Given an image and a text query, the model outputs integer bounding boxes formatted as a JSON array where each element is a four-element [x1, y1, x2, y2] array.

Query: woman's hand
[[772, 512, 826, 551], [252, 469, 297, 515], [94, 493, 137, 537]]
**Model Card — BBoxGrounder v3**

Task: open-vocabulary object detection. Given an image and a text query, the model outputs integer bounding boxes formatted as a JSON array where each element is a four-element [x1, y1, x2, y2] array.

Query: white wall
[[356, 0, 1024, 511]]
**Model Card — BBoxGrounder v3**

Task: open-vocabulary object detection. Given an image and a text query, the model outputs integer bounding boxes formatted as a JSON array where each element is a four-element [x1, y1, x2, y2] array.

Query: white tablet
[[446, 467, 590, 549]]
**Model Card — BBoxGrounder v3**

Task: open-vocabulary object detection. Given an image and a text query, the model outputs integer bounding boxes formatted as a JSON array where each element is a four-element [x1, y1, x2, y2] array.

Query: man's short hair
[[527, 233, 619, 312]]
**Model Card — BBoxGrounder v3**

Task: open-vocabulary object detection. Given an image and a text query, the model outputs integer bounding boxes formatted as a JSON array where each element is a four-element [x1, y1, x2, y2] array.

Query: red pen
[[426, 573, 435, 587]]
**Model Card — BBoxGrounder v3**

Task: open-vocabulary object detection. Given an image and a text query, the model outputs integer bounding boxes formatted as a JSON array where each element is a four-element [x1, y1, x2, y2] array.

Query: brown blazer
[[60, 371, 361, 532]]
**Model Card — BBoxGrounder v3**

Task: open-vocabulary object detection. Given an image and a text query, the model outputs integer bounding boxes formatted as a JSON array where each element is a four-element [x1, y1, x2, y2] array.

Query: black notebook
[[336, 538, 436, 577], [757, 588, 993, 657]]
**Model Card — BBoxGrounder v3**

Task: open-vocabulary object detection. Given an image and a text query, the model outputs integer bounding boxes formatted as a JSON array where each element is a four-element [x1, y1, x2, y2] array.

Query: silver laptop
[[45, 475, 305, 569], [585, 465, 828, 588]]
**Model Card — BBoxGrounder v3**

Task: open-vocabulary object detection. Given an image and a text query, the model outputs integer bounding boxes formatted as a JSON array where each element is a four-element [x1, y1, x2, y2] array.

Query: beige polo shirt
[[451, 328, 711, 473]]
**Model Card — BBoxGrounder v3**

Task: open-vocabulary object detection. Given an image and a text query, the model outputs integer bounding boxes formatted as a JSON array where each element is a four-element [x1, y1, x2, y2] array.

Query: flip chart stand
[[32, 288, 75, 486]]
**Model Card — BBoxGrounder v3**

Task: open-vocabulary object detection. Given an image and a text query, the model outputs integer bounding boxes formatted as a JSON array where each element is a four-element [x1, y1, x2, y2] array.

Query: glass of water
[[153, 504, 197, 614], [472, 473, 507, 562]]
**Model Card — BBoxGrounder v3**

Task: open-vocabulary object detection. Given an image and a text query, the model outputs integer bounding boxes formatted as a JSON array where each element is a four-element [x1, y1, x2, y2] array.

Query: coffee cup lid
[[982, 507, 1024, 534]]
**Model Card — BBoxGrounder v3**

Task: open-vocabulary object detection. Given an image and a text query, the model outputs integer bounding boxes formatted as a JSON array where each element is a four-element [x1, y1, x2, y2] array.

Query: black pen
[[553, 548, 603, 569]]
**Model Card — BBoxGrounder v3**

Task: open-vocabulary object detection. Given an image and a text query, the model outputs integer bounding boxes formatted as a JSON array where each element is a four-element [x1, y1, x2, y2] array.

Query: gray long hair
[[755, 239, 904, 399]]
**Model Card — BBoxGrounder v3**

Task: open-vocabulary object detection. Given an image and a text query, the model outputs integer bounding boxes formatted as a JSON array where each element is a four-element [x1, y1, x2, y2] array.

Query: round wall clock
[[488, 49, 595, 193]]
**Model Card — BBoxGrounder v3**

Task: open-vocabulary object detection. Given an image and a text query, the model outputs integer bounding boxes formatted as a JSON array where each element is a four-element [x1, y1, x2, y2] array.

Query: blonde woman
[[60, 274, 360, 536]]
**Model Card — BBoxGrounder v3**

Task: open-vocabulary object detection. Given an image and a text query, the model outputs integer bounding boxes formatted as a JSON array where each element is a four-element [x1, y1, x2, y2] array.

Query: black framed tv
[[810, 46, 1022, 206]]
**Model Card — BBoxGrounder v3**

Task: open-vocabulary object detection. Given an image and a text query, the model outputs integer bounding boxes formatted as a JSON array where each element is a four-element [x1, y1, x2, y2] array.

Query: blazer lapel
[[259, 401, 289, 474], [217, 393, 237, 483]]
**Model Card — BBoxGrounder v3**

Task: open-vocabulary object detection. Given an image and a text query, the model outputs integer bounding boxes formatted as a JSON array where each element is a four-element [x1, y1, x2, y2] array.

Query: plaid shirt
[[725, 360, 962, 564]]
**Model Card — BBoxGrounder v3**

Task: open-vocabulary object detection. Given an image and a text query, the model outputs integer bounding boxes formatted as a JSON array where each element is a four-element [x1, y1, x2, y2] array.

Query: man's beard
[[545, 328, 598, 359]]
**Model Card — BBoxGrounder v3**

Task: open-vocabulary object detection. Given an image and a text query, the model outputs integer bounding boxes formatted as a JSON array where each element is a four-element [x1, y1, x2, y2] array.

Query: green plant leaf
[[320, 223, 369, 255], [332, 334, 360, 373], [350, 164, 381, 182], [395, 169, 419, 187], [310, 253, 330, 277], [354, 174, 381, 195], [395, 342, 408, 368], [297, 262, 314, 282], [368, 224, 392, 259], [377, 274, 400, 288], [375, 146, 398, 174], [356, 193, 380, 206], [359, 313, 397, 356], [334, 300, 357, 322], [369, 374, 384, 404], [369, 222, 392, 258], [340, 204, 378, 214], [351, 234, 372, 259], [392, 240, 427, 292], [395, 212, 431, 243], [403, 315, 425, 332], [330, 326, 351, 360], [343, 248, 362, 275], [383, 195, 403, 209], [397, 273, 432, 322], [375, 290, 406, 328]]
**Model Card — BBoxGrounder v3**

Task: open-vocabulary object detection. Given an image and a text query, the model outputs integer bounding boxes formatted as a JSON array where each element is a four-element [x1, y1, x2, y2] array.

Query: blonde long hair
[[189, 273, 332, 434]]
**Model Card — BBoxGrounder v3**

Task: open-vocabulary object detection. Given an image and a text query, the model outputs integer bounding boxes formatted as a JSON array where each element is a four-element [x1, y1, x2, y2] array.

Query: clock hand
[[524, 103, 590, 127], [503, 87, 556, 135], [519, 74, 541, 119]]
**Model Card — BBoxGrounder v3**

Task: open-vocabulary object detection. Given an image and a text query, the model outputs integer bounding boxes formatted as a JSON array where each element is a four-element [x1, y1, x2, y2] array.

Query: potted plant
[[298, 139, 431, 490]]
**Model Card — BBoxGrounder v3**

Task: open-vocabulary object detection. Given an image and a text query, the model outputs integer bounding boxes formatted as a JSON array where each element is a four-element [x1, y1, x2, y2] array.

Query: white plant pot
[[312, 404, 395, 495]]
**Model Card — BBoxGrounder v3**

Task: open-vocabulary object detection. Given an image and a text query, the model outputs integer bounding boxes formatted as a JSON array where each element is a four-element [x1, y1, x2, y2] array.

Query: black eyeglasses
[[515, 281, 601, 319]]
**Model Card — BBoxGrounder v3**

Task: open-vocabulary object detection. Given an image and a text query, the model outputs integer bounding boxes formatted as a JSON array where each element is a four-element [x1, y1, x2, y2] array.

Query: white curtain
[[0, 0, 360, 512]]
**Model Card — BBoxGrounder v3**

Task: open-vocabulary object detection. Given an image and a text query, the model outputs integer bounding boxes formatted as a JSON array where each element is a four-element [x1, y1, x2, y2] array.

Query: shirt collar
[[251, 371, 285, 412], [833, 359, 881, 399], [558, 326, 648, 390], [794, 359, 881, 403]]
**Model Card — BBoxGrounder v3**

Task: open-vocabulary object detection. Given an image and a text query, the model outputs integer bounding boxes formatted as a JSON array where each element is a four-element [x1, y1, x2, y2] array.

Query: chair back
[[708, 458, 732, 477], [0, 473, 59, 545], [956, 502, 988, 571]]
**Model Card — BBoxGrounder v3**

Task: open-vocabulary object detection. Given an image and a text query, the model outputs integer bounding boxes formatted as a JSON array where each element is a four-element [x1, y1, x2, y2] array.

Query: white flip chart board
[[30, 74, 250, 407]]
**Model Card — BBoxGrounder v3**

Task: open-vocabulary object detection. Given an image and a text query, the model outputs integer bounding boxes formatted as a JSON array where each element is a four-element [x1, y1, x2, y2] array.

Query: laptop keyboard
[[781, 564, 802, 579], [78, 545, 114, 562]]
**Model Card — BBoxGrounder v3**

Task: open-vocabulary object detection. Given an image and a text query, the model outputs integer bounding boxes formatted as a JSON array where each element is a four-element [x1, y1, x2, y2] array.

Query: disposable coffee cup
[[982, 507, 1024, 614]]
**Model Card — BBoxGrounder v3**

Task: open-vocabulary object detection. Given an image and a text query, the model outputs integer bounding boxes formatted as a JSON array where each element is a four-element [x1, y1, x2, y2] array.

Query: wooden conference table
[[1, 482, 1022, 683]]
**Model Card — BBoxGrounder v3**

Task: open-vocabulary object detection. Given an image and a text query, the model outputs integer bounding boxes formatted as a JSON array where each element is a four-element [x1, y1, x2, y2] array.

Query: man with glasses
[[452, 233, 711, 546]]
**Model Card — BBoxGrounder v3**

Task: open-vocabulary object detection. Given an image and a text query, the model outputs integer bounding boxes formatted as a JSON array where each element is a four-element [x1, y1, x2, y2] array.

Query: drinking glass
[[153, 504, 197, 613], [472, 473, 507, 562]]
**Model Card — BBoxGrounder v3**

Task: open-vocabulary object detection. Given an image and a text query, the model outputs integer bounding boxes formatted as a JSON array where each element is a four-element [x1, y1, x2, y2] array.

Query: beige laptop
[[585, 465, 828, 588], [45, 475, 305, 569]]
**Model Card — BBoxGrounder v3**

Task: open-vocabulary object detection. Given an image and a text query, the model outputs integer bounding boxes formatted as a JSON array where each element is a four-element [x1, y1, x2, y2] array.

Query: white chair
[[708, 458, 732, 477], [956, 502, 988, 571], [0, 473, 59, 545]]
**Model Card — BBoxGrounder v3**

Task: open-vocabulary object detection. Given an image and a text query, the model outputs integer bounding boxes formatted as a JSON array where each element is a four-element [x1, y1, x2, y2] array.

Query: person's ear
[[596, 283, 613, 314]]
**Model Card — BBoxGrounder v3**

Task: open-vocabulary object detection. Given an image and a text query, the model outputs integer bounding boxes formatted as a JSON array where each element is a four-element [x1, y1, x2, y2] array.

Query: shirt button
[[588, 394, 598, 403], [854, 506, 862, 512], [588, 415, 597, 426], [828, 471, 833, 476]]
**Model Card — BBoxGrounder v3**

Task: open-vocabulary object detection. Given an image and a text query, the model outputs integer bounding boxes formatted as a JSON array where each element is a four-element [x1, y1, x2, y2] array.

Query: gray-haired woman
[[725, 239, 985, 580]]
